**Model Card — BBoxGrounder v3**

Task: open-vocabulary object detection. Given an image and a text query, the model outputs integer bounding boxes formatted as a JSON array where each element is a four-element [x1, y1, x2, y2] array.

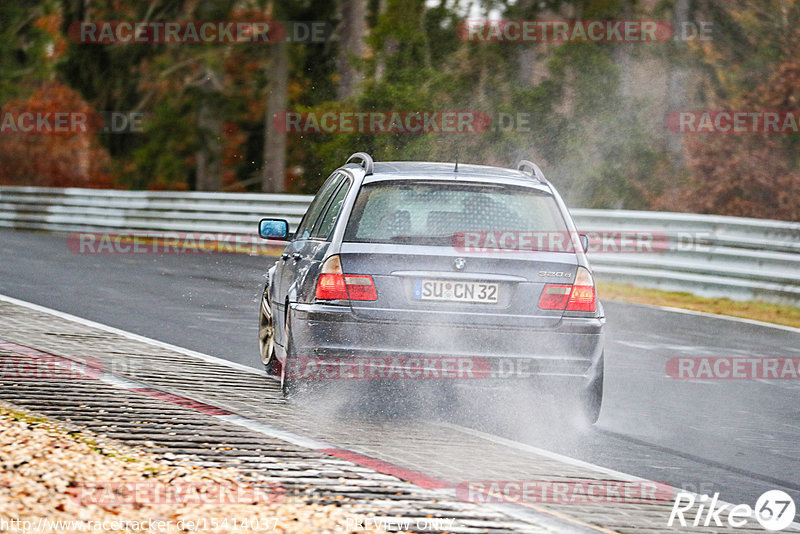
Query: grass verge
[[597, 282, 800, 329]]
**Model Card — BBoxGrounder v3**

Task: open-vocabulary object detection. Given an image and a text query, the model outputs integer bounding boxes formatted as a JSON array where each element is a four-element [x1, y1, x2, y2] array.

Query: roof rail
[[516, 159, 547, 183], [345, 152, 374, 176]]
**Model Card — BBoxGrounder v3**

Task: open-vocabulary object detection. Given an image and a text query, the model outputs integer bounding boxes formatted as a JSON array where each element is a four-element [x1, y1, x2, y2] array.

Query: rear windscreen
[[343, 181, 569, 248]]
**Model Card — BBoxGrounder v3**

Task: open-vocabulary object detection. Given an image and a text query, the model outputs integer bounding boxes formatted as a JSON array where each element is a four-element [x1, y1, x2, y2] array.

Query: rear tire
[[280, 319, 297, 397], [579, 352, 604, 425], [258, 289, 277, 374]]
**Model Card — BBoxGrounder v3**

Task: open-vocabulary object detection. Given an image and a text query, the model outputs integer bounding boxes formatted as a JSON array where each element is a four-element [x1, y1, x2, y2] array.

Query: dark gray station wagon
[[258, 152, 605, 423]]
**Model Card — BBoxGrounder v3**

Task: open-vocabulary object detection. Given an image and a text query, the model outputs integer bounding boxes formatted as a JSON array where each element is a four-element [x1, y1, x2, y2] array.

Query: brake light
[[316, 273, 349, 300], [538, 267, 596, 312], [315, 255, 378, 301]]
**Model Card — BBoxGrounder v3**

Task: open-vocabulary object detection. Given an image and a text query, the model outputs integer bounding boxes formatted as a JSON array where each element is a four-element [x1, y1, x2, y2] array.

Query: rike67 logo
[[669, 490, 796, 531]]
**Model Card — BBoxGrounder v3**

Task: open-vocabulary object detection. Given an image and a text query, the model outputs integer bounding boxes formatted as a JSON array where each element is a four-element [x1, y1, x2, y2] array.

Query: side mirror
[[579, 234, 589, 252], [258, 218, 289, 240]]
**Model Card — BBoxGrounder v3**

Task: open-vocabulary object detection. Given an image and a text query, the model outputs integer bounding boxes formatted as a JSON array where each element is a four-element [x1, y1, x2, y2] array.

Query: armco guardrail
[[1, 186, 798, 305], [575, 210, 800, 306], [0, 186, 312, 234]]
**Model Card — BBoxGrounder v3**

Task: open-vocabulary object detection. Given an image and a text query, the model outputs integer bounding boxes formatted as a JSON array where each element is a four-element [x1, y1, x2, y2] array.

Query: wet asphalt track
[[1, 229, 798, 517]]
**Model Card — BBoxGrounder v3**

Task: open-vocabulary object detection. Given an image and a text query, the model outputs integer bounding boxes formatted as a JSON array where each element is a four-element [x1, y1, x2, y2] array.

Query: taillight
[[538, 285, 572, 310], [316, 273, 349, 300], [342, 274, 378, 300], [538, 267, 596, 312], [315, 255, 378, 301], [566, 267, 596, 312]]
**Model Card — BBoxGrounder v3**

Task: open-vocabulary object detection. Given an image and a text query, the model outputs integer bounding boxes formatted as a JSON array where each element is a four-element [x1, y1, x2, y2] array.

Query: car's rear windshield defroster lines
[[343, 181, 567, 248]]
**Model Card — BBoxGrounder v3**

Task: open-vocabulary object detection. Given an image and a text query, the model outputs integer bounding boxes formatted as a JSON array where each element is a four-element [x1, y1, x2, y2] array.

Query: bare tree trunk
[[262, 39, 288, 193], [336, 0, 367, 99], [514, 0, 538, 86], [195, 69, 222, 191], [615, 0, 634, 99], [374, 0, 389, 80], [666, 0, 690, 164]]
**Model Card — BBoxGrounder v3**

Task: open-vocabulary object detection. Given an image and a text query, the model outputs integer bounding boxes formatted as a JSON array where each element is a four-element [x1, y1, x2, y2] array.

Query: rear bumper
[[284, 303, 604, 385]]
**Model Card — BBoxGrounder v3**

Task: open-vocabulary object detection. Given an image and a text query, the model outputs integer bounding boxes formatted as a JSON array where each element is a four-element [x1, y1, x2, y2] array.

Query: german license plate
[[414, 280, 499, 304]]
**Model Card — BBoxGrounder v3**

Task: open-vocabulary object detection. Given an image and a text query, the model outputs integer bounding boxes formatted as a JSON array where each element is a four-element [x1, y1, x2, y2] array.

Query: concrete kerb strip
[[0, 293, 601, 533]]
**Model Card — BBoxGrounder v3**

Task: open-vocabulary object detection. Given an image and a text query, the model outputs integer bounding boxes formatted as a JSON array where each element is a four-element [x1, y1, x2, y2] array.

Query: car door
[[273, 172, 346, 347], [291, 173, 353, 298]]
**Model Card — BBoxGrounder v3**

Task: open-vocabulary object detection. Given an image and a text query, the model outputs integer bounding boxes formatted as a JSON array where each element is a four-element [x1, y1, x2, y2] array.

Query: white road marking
[[0, 294, 263, 376]]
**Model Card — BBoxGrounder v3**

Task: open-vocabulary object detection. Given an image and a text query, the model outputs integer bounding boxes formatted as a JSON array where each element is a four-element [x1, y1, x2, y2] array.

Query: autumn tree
[[652, 0, 800, 220], [0, 83, 111, 187], [0, 1, 111, 187]]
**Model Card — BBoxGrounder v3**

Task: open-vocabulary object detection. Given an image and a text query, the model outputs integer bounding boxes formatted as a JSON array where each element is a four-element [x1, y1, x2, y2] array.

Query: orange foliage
[[0, 82, 113, 188], [221, 121, 248, 191], [660, 54, 800, 221], [34, 13, 67, 61]]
